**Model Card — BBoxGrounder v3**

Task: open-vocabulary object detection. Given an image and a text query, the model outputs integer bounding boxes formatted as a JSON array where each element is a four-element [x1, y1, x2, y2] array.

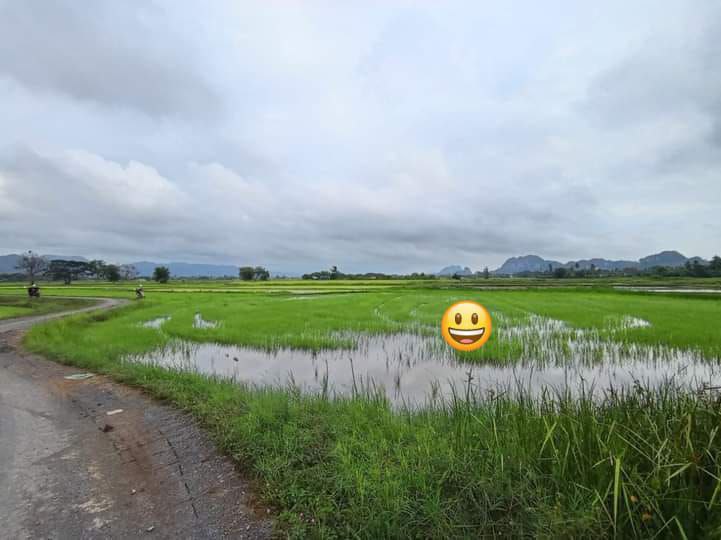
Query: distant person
[[28, 282, 40, 298], [135, 284, 145, 299]]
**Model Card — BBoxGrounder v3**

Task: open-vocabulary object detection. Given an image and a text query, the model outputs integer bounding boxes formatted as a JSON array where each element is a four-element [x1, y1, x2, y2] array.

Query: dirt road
[[0, 299, 272, 539]]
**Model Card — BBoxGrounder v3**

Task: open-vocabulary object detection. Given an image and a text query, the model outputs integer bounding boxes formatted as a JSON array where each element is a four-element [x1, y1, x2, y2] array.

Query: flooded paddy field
[[129, 312, 720, 407], [23, 285, 721, 538]]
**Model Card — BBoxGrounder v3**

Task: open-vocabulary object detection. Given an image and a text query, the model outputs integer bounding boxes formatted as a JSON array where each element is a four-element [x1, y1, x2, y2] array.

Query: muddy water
[[126, 315, 720, 407]]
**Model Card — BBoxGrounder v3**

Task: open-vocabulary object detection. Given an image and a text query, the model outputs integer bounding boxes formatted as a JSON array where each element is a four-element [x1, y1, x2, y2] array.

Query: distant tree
[[451, 272, 462, 280], [483, 266, 490, 279], [153, 266, 170, 283], [16, 251, 48, 284], [329, 265, 341, 280], [104, 264, 121, 282], [547, 263, 553, 274], [707, 255, 721, 276], [87, 260, 107, 279], [119, 264, 137, 280], [303, 270, 331, 280], [239, 266, 255, 281], [253, 266, 270, 281], [553, 267, 568, 279], [688, 260, 708, 277], [47, 260, 91, 284]]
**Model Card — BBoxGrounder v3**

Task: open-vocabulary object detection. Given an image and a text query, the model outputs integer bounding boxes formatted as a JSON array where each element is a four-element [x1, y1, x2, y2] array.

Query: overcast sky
[[1, 1, 719, 273]]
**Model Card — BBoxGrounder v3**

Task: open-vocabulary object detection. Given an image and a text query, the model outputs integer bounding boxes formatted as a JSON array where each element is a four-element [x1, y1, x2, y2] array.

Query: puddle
[[617, 316, 651, 329], [193, 313, 219, 329], [616, 287, 721, 294], [142, 316, 171, 329], [126, 314, 719, 408]]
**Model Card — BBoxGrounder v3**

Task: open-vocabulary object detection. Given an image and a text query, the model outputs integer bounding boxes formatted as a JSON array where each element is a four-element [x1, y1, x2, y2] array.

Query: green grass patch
[[0, 295, 95, 320]]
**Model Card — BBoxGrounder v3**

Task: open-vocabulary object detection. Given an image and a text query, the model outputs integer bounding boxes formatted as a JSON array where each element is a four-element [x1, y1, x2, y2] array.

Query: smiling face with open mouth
[[441, 301, 492, 352]]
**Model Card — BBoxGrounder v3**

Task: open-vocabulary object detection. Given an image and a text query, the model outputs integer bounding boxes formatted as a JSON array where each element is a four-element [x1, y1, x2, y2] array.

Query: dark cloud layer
[[0, 1, 719, 273], [0, 0, 218, 118]]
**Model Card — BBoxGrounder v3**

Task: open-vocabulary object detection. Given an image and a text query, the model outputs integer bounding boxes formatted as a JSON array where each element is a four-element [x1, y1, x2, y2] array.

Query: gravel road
[[0, 299, 273, 539]]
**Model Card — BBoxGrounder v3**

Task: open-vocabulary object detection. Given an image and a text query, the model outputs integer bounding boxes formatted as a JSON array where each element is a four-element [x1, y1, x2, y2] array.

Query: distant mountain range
[[433, 251, 711, 276], [489, 250, 708, 275], [436, 265, 473, 277], [0, 250, 711, 278]]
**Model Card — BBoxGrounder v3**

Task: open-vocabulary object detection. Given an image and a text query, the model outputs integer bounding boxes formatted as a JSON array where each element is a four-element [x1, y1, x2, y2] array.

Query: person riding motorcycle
[[28, 282, 40, 298]]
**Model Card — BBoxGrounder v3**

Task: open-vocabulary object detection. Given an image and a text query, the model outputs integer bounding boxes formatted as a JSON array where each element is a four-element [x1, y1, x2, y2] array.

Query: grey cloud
[[1, 2, 720, 272], [0, 0, 219, 118]]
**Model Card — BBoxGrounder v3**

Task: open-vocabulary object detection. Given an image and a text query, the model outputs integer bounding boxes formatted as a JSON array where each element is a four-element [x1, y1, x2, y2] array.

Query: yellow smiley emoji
[[441, 300, 492, 352]]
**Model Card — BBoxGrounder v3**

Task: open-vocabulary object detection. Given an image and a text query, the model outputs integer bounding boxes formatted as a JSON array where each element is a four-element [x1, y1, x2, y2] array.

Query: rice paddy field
[[6, 279, 721, 537]]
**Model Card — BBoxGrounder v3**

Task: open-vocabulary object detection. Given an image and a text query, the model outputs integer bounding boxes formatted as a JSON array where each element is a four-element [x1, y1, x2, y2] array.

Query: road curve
[[0, 296, 128, 333], [0, 299, 272, 539]]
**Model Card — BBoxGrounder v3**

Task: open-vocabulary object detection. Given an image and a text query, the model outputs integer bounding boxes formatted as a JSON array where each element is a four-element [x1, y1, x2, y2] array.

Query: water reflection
[[141, 316, 171, 329], [126, 314, 718, 408], [193, 313, 219, 329]]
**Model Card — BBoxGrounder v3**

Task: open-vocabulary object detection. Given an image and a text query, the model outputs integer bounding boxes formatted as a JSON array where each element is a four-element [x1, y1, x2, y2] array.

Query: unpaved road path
[[0, 299, 273, 539]]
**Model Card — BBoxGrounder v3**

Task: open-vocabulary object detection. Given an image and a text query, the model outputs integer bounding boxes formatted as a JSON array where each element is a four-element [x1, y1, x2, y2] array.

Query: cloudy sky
[[1, 1, 719, 273]]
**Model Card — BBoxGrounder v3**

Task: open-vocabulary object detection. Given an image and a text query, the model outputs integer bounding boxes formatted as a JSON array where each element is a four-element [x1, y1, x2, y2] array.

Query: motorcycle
[[28, 285, 40, 298]]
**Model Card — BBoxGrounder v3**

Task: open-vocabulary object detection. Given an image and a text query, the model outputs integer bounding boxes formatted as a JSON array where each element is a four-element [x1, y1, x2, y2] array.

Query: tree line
[[11, 251, 173, 284], [547, 257, 721, 279]]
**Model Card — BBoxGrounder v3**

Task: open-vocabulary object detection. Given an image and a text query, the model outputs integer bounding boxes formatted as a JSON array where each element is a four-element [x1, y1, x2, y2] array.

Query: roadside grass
[[0, 295, 94, 320], [23, 287, 721, 537]]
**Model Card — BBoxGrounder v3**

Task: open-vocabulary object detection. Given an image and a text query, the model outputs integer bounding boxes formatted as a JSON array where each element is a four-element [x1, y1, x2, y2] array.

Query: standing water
[[127, 314, 720, 407]]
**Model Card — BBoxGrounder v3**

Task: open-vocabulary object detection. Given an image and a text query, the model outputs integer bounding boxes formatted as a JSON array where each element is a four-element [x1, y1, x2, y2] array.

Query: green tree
[[119, 264, 137, 280], [104, 264, 121, 282], [329, 265, 341, 280], [553, 267, 568, 278], [87, 260, 110, 279], [16, 250, 48, 284], [153, 266, 170, 283], [253, 266, 270, 281], [483, 267, 490, 279], [47, 259, 91, 284], [688, 260, 708, 277], [239, 266, 255, 281]]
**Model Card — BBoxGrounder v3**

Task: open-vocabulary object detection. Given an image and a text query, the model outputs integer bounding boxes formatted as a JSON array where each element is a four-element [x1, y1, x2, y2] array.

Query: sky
[[1, 0, 719, 274]]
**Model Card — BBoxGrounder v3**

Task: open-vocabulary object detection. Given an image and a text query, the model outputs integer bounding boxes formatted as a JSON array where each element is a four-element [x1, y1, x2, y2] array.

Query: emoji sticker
[[441, 300, 492, 351]]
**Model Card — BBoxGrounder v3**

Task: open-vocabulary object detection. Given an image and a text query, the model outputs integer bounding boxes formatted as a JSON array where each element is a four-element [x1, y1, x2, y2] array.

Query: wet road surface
[[0, 299, 272, 539]]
